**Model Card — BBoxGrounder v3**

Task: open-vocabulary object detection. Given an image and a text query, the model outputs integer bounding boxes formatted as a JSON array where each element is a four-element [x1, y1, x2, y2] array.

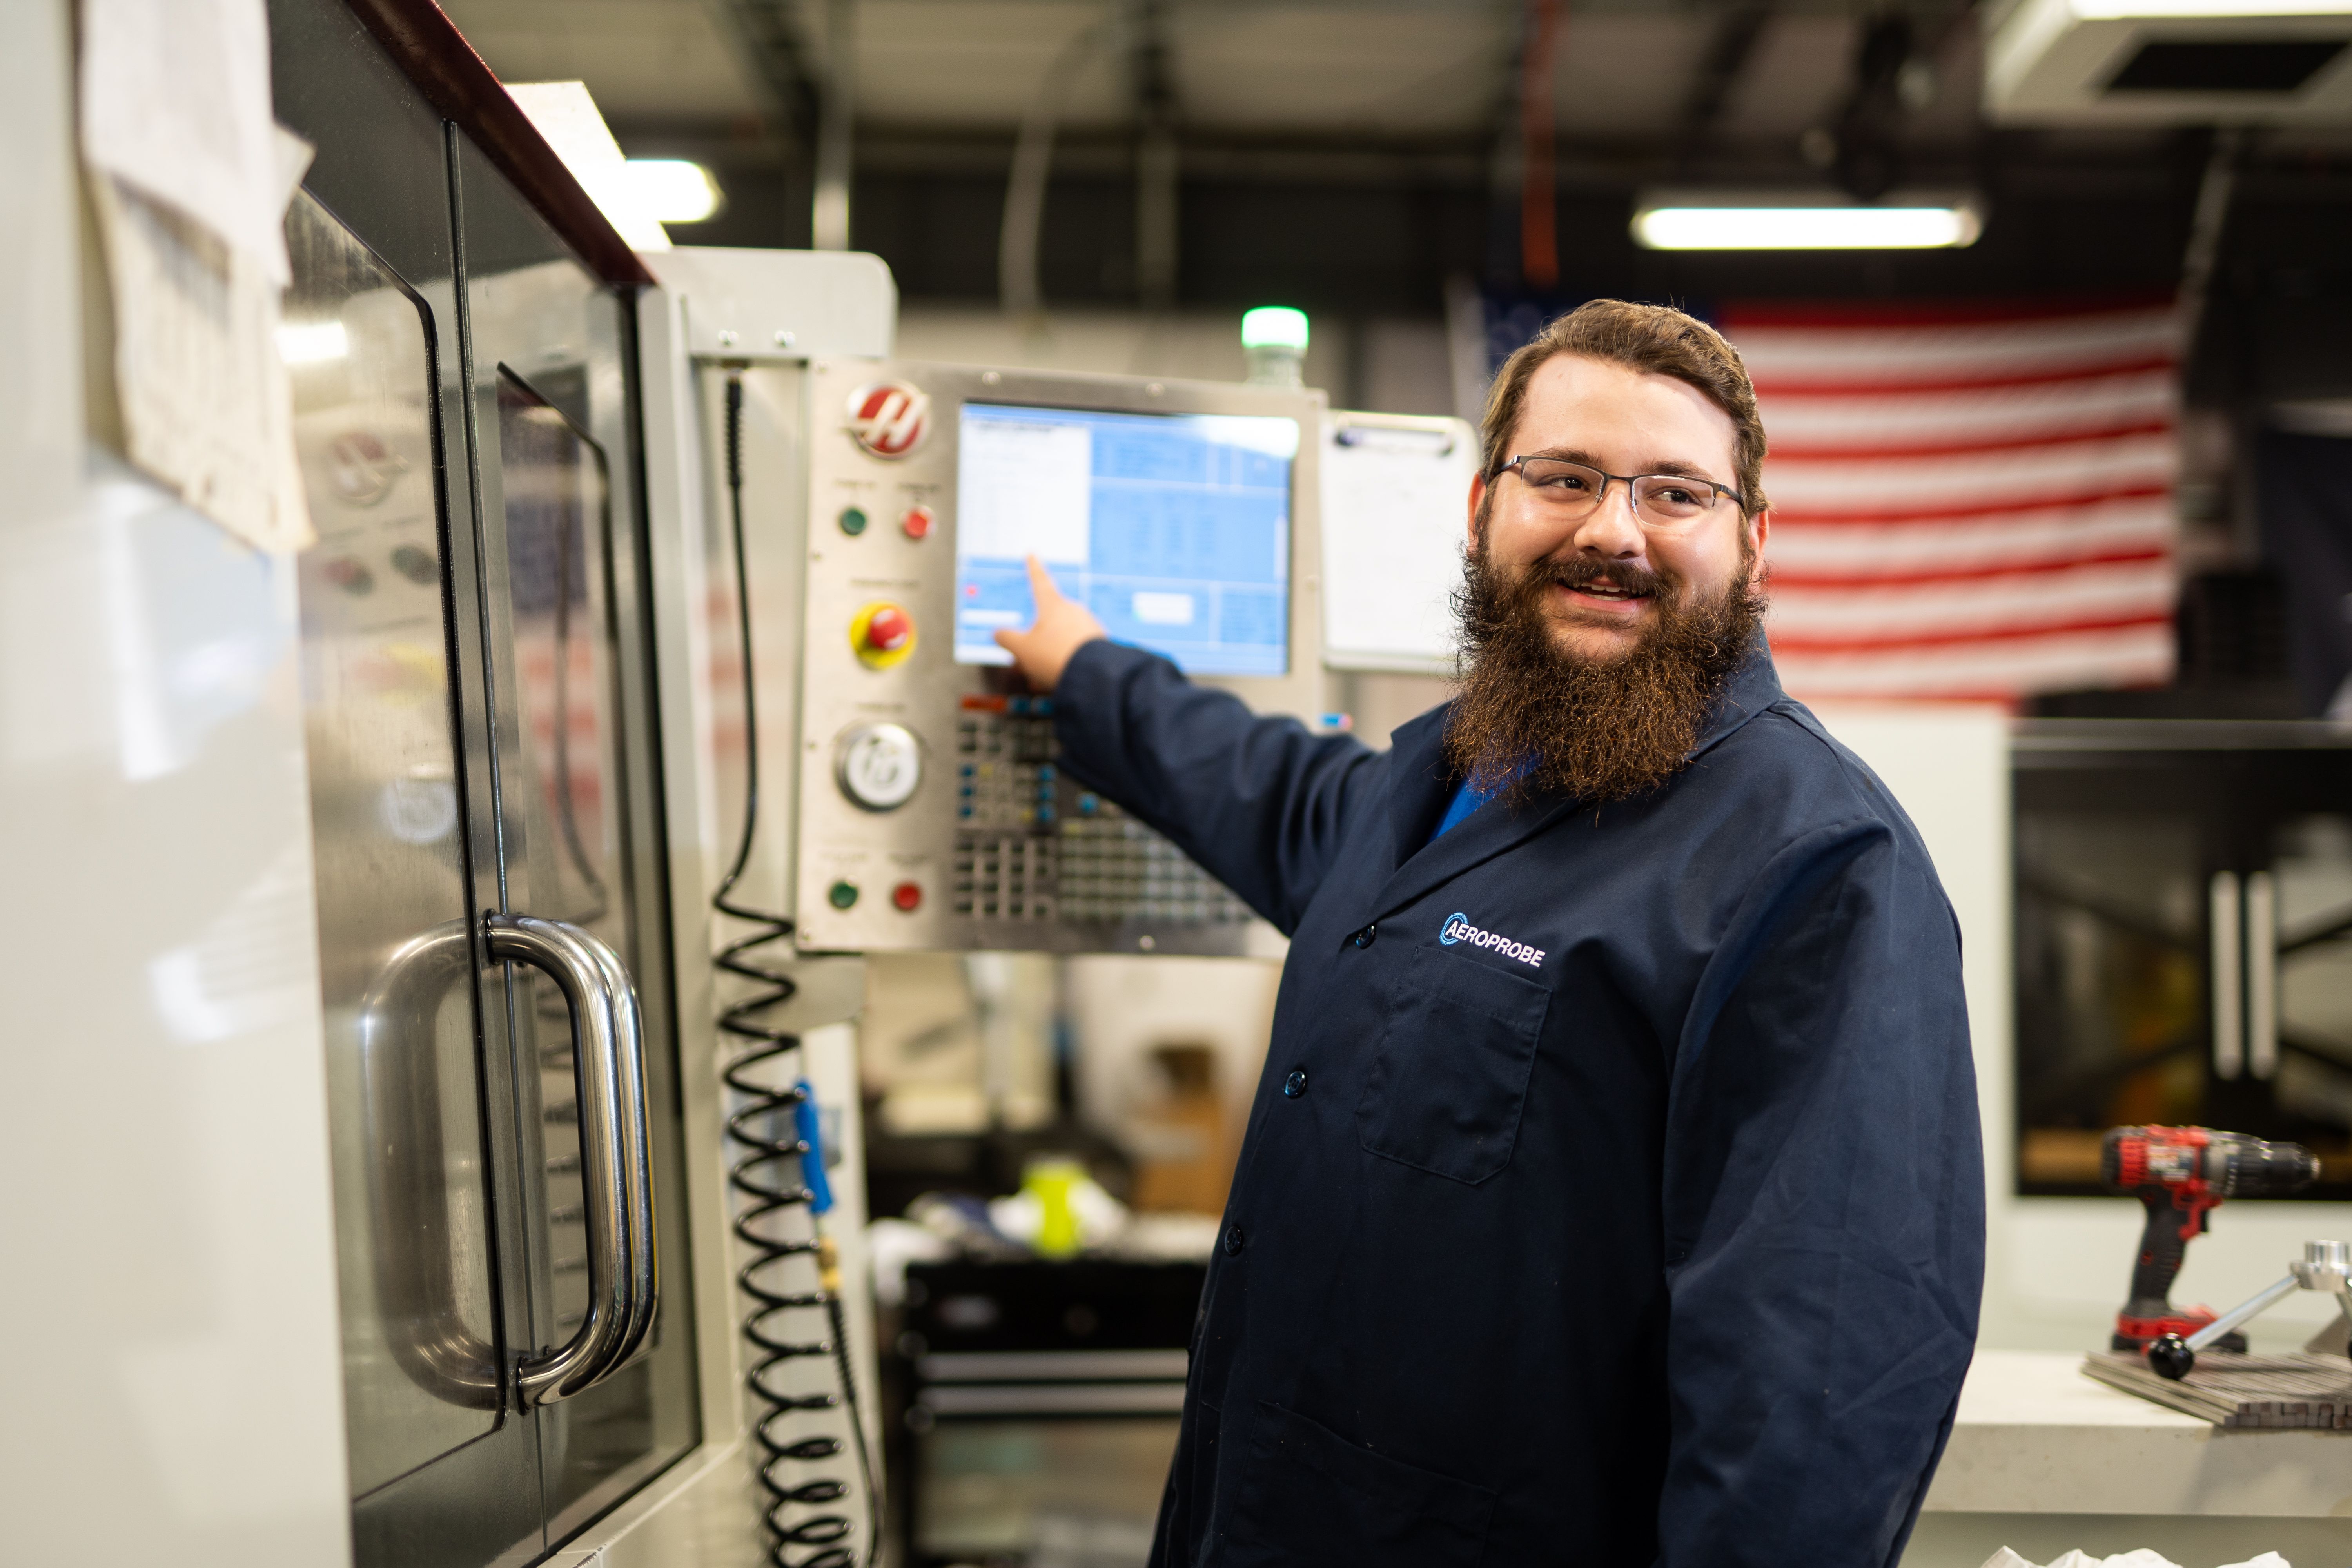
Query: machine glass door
[[458, 131, 700, 1534], [284, 188, 545, 1563]]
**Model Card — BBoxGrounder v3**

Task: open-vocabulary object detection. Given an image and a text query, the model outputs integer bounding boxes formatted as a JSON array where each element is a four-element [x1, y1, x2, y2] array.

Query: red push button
[[901, 505, 934, 540], [891, 880, 922, 912], [851, 602, 913, 668], [851, 602, 917, 669], [866, 604, 912, 653]]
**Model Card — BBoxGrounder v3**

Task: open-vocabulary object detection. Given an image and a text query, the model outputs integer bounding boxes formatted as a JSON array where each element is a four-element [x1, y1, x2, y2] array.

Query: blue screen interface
[[953, 401, 1294, 677]]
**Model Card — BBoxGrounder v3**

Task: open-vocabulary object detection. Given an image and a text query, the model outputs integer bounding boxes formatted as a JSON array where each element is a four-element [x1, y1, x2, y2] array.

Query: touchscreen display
[[953, 401, 1295, 677]]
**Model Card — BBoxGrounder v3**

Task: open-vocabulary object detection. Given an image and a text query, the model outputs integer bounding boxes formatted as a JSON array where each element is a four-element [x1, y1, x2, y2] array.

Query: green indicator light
[[827, 879, 859, 909], [1241, 305, 1310, 350], [838, 506, 869, 536]]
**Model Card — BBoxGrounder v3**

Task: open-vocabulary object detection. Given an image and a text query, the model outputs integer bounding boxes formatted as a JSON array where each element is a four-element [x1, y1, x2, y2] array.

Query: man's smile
[[1546, 563, 1664, 620]]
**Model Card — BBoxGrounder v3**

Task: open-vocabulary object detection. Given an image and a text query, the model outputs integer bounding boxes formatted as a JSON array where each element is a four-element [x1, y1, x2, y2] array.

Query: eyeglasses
[[1494, 455, 1746, 530]]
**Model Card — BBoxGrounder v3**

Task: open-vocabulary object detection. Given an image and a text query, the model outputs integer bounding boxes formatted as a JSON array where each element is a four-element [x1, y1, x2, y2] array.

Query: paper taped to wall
[[79, 0, 290, 282], [80, 0, 316, 552]]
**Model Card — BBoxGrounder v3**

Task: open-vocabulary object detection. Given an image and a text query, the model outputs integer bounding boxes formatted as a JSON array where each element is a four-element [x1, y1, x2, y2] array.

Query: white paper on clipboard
[[1318, 411, 1478, 673]]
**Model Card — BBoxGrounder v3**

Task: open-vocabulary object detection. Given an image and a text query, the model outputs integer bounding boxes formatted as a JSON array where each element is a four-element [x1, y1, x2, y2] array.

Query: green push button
[[827, 879, 860, 910], [837, 506, 868, 537]]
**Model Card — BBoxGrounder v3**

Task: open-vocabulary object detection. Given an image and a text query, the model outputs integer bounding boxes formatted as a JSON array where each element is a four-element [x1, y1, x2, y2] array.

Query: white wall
[[0, 7, 352, 1557], [896, 305, 1348, 391], [893, 307, 1455, 419], [1815, 704, 2352, 1354], [1065, 953, 1284, 1173]]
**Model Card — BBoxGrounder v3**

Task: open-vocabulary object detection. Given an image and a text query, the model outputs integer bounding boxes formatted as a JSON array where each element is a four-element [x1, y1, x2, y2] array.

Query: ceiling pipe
[[702, 0, 819, 149], [811, 0, 856, 250], [1133, 0, 1179, 312], [1001, 12, 1123, 317], [1519, 0, 1564, 291], [1675, 4, 1773, 178]]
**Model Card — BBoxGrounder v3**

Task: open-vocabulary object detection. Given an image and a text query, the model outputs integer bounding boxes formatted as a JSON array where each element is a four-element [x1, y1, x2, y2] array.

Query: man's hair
[[1477, 299, 1768, 516]]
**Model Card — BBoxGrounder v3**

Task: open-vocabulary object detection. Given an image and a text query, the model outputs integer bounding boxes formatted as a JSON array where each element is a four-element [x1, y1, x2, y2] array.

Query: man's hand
[[993, 555, 1106, 692]]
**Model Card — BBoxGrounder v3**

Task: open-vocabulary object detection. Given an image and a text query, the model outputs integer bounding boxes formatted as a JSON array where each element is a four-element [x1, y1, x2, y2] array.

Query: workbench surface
[[1925, 1350, 2352, 1518]]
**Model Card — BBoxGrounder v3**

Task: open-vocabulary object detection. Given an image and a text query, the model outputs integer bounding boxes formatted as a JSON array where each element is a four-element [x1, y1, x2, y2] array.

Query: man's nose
[[1566, 481, 1648, 559]]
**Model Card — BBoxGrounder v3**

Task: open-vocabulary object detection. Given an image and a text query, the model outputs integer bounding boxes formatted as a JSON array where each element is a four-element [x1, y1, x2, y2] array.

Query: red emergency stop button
[[891, 880, 922, 912], [901, 505, 934, 540], [850, 601, 917, 668]]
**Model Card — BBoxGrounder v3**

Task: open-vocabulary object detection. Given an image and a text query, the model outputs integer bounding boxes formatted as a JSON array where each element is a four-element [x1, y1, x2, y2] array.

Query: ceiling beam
[[1675, 4, 1771, 174], [703, 0, 822, 152]]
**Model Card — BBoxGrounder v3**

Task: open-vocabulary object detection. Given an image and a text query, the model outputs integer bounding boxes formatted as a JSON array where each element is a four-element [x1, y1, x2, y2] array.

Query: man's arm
[[995, 557, 1377, 932], [1655, 814, 1984, 1567]]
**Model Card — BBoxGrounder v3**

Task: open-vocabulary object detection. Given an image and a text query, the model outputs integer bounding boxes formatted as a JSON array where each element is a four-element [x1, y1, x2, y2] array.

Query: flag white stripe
[[1766, 501, 2175, 577], [1769, 559, 2175, 642], [1773, 625, 2173, 697], [1764, 433, 2176, 513], [1759, 370, 2176, 450]]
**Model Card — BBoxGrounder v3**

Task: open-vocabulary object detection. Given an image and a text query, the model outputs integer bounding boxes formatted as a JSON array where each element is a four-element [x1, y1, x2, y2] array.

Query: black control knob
[[2147, 1333, 2196, 1381]]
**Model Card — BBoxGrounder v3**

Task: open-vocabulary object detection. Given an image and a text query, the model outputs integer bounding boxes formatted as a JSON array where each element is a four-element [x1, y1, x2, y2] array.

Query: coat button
[[1283, 1069, 1308, 1098], [1351, 923, 1377, 949], [1223, 1223, 1246, 1256]]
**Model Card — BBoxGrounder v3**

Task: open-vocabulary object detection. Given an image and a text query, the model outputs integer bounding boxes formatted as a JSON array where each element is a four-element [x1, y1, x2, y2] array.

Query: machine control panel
[[794, 359, 1325, 953]]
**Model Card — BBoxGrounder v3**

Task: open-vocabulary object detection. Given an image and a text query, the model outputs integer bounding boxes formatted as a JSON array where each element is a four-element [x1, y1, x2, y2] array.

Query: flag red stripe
[[1766, 419, 2176, 461], [1765, 547, 2170, 589], [1768, 610, 2173, 654], [1749, 355, 2178, 398], [1767, 484, 2172, 525], [1722, 294, 2175, 328]]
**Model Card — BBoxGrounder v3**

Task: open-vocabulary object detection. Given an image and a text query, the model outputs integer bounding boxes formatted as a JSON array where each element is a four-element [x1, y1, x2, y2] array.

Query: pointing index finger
[[1025, 554, 1060, 609]]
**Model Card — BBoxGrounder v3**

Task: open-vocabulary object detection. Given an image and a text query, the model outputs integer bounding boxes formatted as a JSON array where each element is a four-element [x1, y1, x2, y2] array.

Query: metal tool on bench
[[2101, 1125, 2319, 1354], [2147, 1239, 2352, 1381]]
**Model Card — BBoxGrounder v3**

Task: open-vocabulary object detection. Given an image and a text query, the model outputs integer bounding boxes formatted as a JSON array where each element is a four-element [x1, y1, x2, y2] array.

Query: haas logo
[[846, 380, 930, 459]]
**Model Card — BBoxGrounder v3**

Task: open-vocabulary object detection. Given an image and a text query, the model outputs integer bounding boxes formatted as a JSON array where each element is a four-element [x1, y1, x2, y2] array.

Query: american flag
[[1719, 300, 2181, 702]]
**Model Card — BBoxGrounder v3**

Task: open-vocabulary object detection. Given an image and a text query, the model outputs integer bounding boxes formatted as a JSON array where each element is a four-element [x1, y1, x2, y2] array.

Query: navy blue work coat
[[1051, 640, 1984, 1568]]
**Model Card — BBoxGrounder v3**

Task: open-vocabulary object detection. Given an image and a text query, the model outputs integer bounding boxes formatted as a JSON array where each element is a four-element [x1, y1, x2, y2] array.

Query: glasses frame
[[1493, 454, 1748, 526]]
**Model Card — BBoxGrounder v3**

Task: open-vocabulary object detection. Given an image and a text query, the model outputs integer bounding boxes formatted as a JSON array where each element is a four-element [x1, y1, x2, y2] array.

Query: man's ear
[[1747, 507, 1770, 576], [1466, 471, 1488, 553]]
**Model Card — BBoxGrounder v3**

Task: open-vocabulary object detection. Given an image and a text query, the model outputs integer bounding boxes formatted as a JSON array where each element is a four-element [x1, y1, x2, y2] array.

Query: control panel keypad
[[951, 697, 1247, 928]]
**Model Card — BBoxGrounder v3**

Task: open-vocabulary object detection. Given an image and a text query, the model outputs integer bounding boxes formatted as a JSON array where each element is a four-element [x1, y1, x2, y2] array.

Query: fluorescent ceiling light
[[1241, 306, 1310, 349], [277, 320, 348, 364], [623, 160, 723, 225], [1631, 191, 1983, 250]]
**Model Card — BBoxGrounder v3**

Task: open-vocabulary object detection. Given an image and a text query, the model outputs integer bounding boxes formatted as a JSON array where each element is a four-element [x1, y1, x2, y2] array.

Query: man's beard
[[1445, 526, 1766, 807]]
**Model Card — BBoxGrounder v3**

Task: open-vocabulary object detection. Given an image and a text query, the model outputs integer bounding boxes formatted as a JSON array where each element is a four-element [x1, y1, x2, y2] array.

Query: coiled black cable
[[712, 370, 881, 1568]]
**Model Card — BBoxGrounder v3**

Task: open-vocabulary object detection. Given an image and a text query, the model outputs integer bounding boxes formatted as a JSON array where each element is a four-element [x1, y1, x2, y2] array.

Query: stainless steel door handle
[[489, 913, 659, 1405], [360, 921, 503, 1411]]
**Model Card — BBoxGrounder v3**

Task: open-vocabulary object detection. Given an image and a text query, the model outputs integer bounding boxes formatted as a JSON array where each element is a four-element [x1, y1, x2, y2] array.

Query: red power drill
[[2102, 1125, 2319, 1352]]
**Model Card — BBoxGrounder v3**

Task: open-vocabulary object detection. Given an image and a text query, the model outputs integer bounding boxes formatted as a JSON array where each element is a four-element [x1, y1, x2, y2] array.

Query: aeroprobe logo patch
[[1439, 911, 1545, 970]]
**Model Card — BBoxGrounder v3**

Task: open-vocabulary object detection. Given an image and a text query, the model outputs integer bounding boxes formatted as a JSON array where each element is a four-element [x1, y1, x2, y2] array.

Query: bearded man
[[996, 299, 1982, 1567]]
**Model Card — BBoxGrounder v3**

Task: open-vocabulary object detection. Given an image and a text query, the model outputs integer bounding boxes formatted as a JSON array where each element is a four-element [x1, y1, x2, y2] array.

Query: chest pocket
[[1357, 944, 1551, 1185]]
